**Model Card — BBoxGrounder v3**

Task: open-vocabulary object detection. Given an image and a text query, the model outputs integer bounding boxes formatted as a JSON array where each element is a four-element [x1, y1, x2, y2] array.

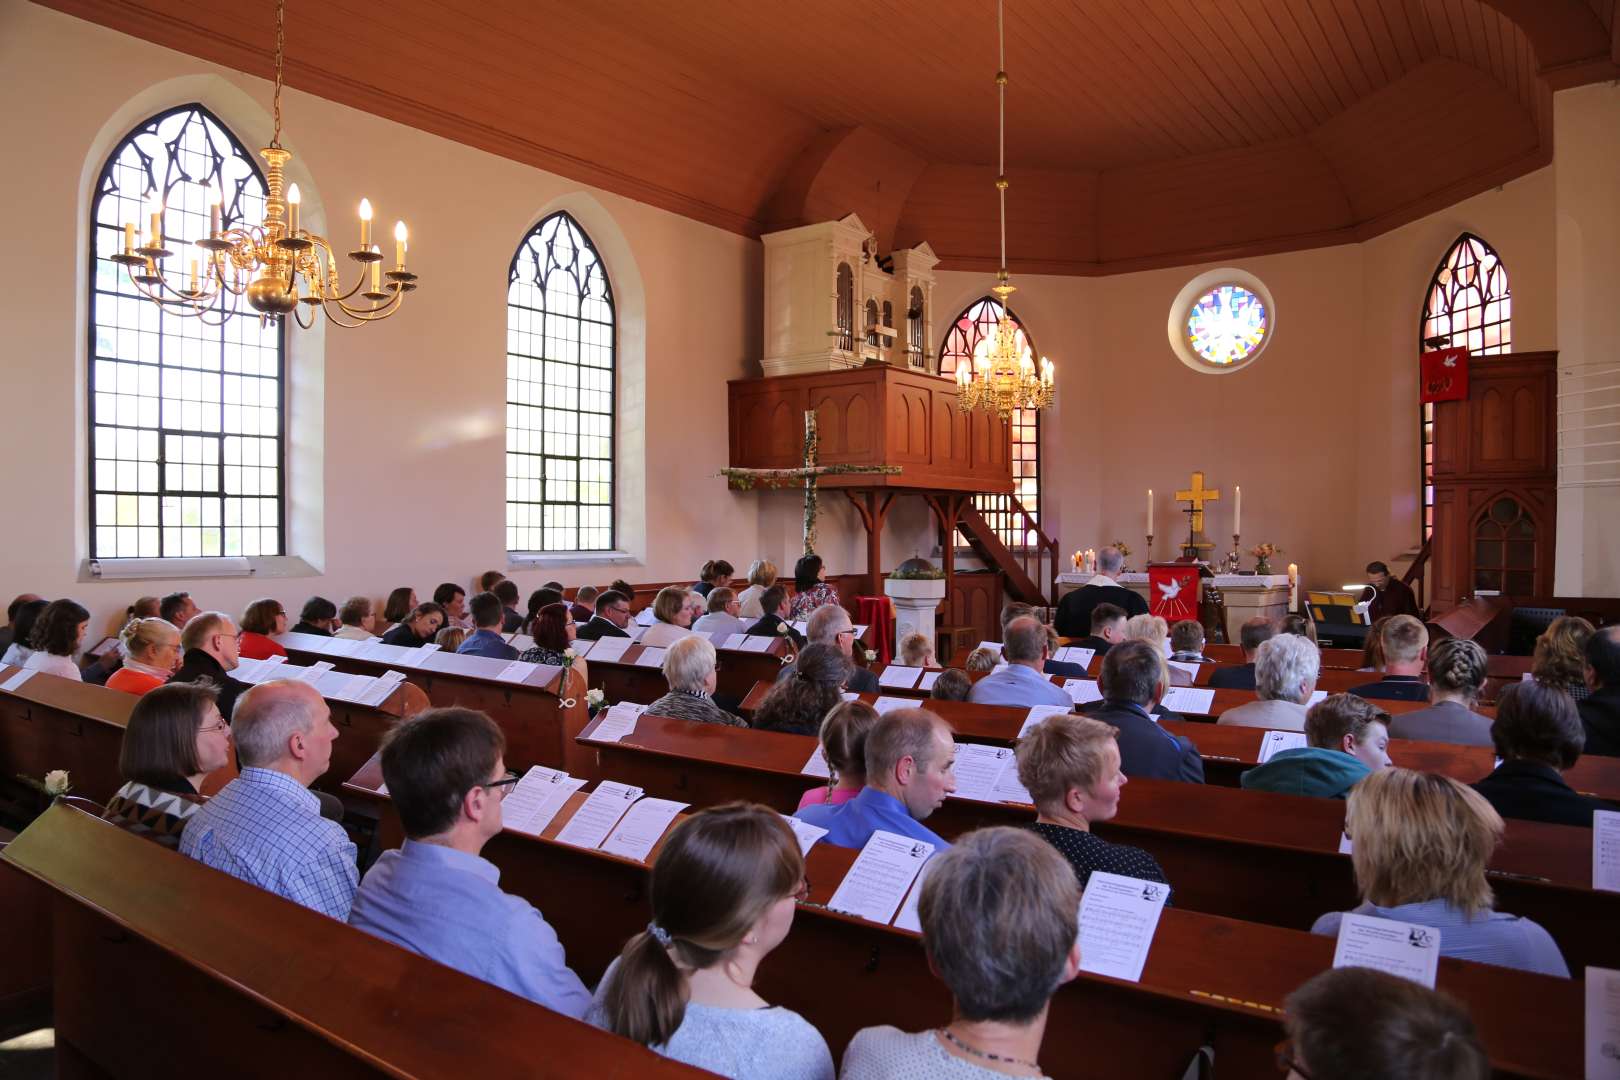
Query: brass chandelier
[[955, 0, 1054, 420], [110, 0, 418, 328]]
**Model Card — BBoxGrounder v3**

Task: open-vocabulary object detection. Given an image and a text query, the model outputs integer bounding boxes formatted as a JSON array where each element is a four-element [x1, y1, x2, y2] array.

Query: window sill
[[507, 551, 641, 570], [79, 555, 320, 583]]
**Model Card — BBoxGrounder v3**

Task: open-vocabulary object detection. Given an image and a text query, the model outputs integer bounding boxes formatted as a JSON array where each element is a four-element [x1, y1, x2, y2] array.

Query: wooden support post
[[844, 489, 895, 598]]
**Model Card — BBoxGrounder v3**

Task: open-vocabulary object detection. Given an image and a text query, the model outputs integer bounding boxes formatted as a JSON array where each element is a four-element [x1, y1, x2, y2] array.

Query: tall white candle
[[1234, 485, 1242, 536], [1147, 489, 1154, 535]]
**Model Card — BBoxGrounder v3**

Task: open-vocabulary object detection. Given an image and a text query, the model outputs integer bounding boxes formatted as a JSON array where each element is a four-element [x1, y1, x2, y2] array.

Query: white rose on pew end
[[43, 769, 71, 796]]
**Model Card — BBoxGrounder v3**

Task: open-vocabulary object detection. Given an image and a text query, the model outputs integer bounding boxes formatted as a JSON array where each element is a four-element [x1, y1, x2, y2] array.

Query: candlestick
[[369, 244, 381, 291], [359, 198, 372, 250], [286, 183, 301, 239], [1147, 489, 1154, 536], [394, 220, 408, 269], [123, 222, 135, 256], [188, 257, 199, 295], [1234, 485, 1242, 536], [1145, 535, 1153, 565], [146, 194, 162, 248], [208, 186, 222, 237]]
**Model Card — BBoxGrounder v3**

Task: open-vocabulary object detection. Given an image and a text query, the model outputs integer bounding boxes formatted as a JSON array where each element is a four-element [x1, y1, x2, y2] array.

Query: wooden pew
[[570, 712, 1617, 976], [341, 763, 1585, 1080], [583, 641, 790, 708], [0, 802, 709, 1078], [276, 632, 591, 775]]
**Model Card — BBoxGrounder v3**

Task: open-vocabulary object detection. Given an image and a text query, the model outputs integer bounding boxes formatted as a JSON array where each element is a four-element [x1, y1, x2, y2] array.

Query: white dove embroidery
[[1157, 578, 1184, 602]]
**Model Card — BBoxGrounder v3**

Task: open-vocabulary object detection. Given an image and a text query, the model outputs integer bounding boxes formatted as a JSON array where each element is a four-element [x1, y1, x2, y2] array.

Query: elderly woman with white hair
[[1217, 633, 1321, 732], [643, 635, 745, 727], [840, 827, 1081, 1079], [1123, 613, 1192, 685]]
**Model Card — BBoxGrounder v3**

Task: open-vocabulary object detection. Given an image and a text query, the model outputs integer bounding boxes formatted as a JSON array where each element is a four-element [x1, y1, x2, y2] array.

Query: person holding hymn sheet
[[754, 644, 850, 736], [1311, 769, 1569, 977], [0, 599, 46, 669], [1279, 967, 1488, 1080], [1472, 680, 1618, 827], [458, 591, 518, 660], [776, 605, 880, 694], [589, 804, 834, 1080], [840, 828, 1079, 1080], [569, 585, 598, 625], [381, 603, 447, 649], [795, 707, 956, 850], [640, 586, 697, 648], [106, 616, 183, 695], [1169, 619, 1211, 664], [969, 617, 1071, 709], [1241, 693, 1391, 798], [736, 559, 777, 620], [492, 579, 524, 634], [160, 590, 200, 630], [181, 680, 358, 920], [237, 598, 289, 660], [518, 603, 587, 681], [521, 587, 564, 637], [645, 636, 745, 727], [576, 589, 632, 641], [432, 583, 472, 631], [899, 632, 937, 669], [103, 683, 230, 847], [0, 592, 42, 656], [1070, 602, 1127, 660], [1079, 640, 1204, 784], [1123, 614, 1192, 685], [22, 598, 90, 681], [1018, 714, 1168, 893], [693, 559, 734, 598], [169, 611, 251, 720], [1360, 560, 1421, 623], [930, 668, 973, 702], [1053, 545, 1147, 638], [1350, 615, 1430, 702], [1217, 634, 1320, 732], [797, 700, 880, 810], [334, 596, 377, 640], [787, 554, 841, 621], [1532, 615, 1596, 703], [693, 587, 747, 639], [1388, 638, 1494, 746], [382, 587, 418, 632], [745, 585, 805, 646], [1208, 616, 1273, 691], [1580, 626, 1620, 757], [349, 708, 591, 1017]]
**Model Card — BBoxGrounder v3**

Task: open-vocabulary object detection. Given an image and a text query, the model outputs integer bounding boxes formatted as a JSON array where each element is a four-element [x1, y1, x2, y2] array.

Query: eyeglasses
[[483, 771, 521, 798], [1274, 1039, 1311, 1078], [197, 720, 230, 736], [792, 877, 812, 903]]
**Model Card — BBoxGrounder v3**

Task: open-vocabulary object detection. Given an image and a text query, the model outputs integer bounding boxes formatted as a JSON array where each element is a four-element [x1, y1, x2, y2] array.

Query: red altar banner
[[1420, 347, 1469, 404], [1148, 563, 1201, 624]]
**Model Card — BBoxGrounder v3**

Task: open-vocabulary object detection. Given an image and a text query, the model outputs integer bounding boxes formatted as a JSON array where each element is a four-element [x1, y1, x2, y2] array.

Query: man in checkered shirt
[[181, 679, 357, 918]]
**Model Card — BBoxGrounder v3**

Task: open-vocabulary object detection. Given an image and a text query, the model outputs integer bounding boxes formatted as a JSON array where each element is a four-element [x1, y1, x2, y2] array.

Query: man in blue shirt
[[457, 591, 518, 660], [796, 707, 957, 850], [348, 707, 591, 1017], [968, 617, 1073, 708], [180, 679, 358, 918]]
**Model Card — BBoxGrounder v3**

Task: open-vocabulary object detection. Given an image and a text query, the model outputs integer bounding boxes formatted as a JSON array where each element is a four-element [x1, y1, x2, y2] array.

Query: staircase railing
[[1403, 536, 1433, 615], [959, 492, 1060, 606]]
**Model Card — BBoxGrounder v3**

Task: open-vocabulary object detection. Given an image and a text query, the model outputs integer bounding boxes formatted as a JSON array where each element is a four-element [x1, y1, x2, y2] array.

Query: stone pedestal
[[884, 577, 947, 660], [1055, 572, 1294, 643]]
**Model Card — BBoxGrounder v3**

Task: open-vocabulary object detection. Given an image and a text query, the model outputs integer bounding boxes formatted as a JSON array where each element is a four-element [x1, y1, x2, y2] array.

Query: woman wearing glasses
[[590, 803, 833, 1080], [103, 683, 232, 847], [105, 616, 183, 696], [237, 598, 289, 660]]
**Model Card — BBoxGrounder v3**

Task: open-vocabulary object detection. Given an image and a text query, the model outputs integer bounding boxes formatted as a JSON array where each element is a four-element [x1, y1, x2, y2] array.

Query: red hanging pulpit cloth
[[1420, 347, 1469, 404], [856, 595, 896, 665], [1147, 563, 1201, 625]]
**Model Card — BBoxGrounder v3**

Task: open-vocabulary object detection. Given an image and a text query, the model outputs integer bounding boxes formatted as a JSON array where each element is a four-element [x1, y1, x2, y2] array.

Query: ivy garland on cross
[[720, 410, 900, 555]]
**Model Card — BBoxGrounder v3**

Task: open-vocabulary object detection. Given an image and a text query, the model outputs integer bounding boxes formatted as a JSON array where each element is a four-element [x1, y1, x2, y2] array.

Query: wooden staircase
[[927, 492, 1060, 607]]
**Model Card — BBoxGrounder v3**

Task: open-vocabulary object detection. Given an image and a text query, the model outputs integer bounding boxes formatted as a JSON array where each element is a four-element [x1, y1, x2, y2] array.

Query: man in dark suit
[[1081, 640, 1204, 784], [1054, 547, 1147, 638], [493, 579, 524, 634], [1351, 615, 1431, 703], [776, 603, 879, 693], [1362, 561, 1421, 622], [169, 610, 251, 720], [1067, 602, 1128, 661], [1474, 680, 1618, 826], [574, 590, 632, 641], [1579, 626, 1620, 757], [1208, 616, 1275, 691], [745, 585, 806, 647]]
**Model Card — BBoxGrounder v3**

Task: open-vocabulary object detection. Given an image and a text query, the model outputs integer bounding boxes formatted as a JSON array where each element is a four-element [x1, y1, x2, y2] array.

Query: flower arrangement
[[16, 769, 71, 798], [1111, 540, 1131, 558], [888, 563, 945, 581], [1249, 542, 1283, 574], [586, 688, 605, 708]]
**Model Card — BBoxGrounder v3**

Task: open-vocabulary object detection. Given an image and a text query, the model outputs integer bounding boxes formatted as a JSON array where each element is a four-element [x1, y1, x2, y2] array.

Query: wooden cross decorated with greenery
[[720, 410, 900, 555]]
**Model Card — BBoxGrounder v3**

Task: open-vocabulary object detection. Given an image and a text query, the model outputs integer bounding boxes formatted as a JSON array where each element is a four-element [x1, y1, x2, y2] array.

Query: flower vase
[[1255, 558, 1271, 576]]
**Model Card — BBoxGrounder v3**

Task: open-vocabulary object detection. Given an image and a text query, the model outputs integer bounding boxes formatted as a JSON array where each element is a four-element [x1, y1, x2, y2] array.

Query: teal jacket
[[1239, 747, 1370, 799]]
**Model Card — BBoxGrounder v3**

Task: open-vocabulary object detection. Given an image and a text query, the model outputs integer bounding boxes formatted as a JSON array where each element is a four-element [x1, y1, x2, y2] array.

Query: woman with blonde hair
[[640, 586, 697, 648], [105, 617, 183, 696], [1310, 768, 1568, 976], [735, 559, 777, 620], [1533, 615, 1595, 702], [797, 700, 880, 810], [589, 803, 833, 1080], [1123, 612, 1190, 686], [433, 626, 469, 653]]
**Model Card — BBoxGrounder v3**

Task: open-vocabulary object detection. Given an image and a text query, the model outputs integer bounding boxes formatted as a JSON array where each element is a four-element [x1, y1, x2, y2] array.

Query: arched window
[[507, 211, 616, 553], [835, 263, 854, 353], [89, 104, 283, 559], [940, 297, 1042, 545], [906, 287, 925, 368], [865, 298, 880, 351], [1419, 233, 1511, 541]]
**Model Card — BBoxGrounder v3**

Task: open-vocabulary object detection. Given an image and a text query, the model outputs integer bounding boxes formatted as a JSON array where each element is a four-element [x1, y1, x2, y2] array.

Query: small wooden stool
[[935, 624, 977, 666]]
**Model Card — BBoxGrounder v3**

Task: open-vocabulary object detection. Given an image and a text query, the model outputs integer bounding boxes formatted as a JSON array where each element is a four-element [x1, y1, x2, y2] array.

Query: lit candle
[[358, 197, 372, 249], [146, 194, 163, 248], [1288, 563, 1299, 608], [1234, 485, 1242, 536], [369, 244, 381, 291], [188, 257, 199, 294], [1147, 489, 1154, 535], [123, 221, 135, 255], [286, 183, 301, 239], [394, 220, 408, 269], [208, 185, 222, 237]]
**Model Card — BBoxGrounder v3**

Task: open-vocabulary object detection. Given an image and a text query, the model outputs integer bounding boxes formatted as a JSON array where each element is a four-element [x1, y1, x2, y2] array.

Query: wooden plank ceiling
[[32, 0, 1619, 274]]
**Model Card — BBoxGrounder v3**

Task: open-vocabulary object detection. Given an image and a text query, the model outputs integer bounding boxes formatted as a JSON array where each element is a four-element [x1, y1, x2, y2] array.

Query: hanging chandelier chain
[[996, 0, 1007, 278], [270, 0, 285, 148]]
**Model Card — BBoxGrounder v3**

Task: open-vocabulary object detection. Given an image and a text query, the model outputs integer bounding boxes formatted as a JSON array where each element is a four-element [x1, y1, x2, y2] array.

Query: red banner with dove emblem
[[1148, 564, 1201, 624], [1420, 347, 1469, 404]]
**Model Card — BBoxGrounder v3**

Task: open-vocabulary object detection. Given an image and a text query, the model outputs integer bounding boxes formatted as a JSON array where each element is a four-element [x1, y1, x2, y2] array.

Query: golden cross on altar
[[1175, 471, 1221, 534]]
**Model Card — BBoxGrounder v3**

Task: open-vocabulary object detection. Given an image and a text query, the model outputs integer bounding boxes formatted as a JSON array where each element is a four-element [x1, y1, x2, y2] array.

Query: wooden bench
[[569, 711, 1618, 976], [0, 802, 710, 1078], [341, 763, 1585, 1080]]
